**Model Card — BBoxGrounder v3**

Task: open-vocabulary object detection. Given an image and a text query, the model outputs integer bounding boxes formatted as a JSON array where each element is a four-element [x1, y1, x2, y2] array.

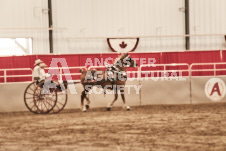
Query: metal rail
[[0, 68, 33, 83], [46, 66, 86, 82], [0, 28, 67, 30], [190, 62, 226, 76], [68, 34, 226, 40], [139, 63, 190, 79], [0, 66, 86, 84], [1, 62, 226, 84]]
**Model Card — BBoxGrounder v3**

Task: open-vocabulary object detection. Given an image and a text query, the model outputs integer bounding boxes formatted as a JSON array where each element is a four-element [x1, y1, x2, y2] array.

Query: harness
[[106, 63, 127, 82]]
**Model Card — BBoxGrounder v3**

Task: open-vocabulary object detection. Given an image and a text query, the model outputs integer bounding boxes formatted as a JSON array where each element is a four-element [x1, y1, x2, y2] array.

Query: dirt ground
[[0, 103, 226, 151]]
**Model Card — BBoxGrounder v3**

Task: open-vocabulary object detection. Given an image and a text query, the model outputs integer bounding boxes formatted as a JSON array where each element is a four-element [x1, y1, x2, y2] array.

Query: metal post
[[185, 0, 190, 50], [48, 0, 53, 53], [4, 70, 6, 83], [214, 64, 216, 76], [138, 66, 142, 106]]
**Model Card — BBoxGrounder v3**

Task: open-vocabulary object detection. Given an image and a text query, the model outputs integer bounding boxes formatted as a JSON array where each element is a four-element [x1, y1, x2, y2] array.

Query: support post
[[48, 0, 53, 53], [185, 0, 190, 50]]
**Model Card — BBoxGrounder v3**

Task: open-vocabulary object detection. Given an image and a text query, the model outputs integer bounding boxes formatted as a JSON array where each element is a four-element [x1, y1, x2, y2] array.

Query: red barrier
[[0, 51, 224, 69], [0, 50, 225, 82], [161, 50, 222, 64]]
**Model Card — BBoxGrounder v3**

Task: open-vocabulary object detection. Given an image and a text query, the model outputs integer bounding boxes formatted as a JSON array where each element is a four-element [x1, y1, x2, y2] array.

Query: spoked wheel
[[34, 86, 57, 114], [24, 82, 40, 114], [50, 90, 68, 114]]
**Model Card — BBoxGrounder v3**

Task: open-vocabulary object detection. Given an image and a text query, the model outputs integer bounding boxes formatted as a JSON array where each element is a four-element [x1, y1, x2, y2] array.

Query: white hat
[[34, 59, 43, 65], [39, 63, 47, 68]]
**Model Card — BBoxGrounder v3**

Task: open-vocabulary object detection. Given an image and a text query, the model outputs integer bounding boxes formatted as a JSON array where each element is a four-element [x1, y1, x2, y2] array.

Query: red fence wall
[[0, 50, 225, 82], [0, 50, 224, 69]]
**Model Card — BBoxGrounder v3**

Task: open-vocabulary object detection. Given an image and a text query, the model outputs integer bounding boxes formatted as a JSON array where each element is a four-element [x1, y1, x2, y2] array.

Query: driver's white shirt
[[33, 66, 46, 81]]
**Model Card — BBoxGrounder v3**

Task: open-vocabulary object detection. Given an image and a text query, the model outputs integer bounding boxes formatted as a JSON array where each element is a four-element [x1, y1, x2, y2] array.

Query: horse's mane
[[118, 53, 129, 60], [114, 53, 129, 64]]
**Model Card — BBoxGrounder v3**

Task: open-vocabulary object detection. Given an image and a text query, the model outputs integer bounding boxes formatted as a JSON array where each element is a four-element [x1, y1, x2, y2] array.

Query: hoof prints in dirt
[[0, 103, 226, 151]]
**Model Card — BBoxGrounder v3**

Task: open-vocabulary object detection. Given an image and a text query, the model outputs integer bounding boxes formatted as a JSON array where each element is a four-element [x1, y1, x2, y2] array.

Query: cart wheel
[[34, 86, 57, 114], [24, 82, 41, 114], [50, 90, 68, 114]]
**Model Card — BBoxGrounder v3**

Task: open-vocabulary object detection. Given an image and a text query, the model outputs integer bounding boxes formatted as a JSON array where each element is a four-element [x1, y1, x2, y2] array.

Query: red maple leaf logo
[[119, 41, 127, 49]]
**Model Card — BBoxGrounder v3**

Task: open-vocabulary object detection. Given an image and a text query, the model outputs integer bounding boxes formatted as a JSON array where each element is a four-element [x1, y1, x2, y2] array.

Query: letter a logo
[[210, 82, 221, 96], [205, 78, 225, 102]]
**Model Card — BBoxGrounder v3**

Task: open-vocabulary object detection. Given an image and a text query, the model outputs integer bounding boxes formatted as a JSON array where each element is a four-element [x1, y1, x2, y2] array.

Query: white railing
[[0, 68, 33, 83], [1, 63, 226, 84], [0, 66, 86, 84], [139, 63, 190, 79], [88, 66, 105, 70], [46, 66, 86, 82], [68, 33, 226, 39], [190, 62, 226, 76]]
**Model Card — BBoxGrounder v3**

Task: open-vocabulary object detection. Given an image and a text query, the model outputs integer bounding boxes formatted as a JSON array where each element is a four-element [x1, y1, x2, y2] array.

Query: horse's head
[[116, 53, 138, 69]]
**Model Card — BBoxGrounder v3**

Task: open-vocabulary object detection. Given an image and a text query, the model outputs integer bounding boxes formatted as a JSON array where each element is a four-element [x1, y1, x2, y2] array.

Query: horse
[[79, 53, 138, 112]]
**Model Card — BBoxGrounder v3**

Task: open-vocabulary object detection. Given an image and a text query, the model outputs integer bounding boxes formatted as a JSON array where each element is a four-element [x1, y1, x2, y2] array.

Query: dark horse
[[80, 53, 138, 112]]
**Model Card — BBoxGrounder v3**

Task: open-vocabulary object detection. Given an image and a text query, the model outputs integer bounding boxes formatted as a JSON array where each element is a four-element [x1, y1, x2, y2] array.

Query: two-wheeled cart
[[24, 81, 68, 114]]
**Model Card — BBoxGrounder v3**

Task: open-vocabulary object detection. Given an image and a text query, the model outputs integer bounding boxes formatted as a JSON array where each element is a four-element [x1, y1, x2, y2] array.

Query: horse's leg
[[120, 89, 131, 110], [81, 89, 91, 112], [85, 95, 90, 110], [107, 86, 118, 111], [81, 90, 87, 112]]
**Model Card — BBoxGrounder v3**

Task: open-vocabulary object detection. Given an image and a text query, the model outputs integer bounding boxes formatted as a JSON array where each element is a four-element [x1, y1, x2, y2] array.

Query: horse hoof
[[107, 107, 111, 111], [86, 105, 89, 110], [127, 108, 131, 111], [82, 108, 87, 112]]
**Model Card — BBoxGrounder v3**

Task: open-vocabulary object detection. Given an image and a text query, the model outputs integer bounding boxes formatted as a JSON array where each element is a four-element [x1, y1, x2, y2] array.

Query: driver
[[33, 61, 66, 93], [33, 59, 45, 84], [33, 61, 49, 85]]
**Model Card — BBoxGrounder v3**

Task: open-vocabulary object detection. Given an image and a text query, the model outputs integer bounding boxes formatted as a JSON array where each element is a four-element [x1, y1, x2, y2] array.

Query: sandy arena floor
[[0, 103, 226, 151]]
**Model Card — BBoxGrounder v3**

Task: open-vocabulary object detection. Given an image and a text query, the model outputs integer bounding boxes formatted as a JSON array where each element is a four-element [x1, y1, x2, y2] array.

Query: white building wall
[[52, 0, 185, 53], [0, 0, 49, 54], [0, 0, 225, 54], [190, 0, 226, 50]]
